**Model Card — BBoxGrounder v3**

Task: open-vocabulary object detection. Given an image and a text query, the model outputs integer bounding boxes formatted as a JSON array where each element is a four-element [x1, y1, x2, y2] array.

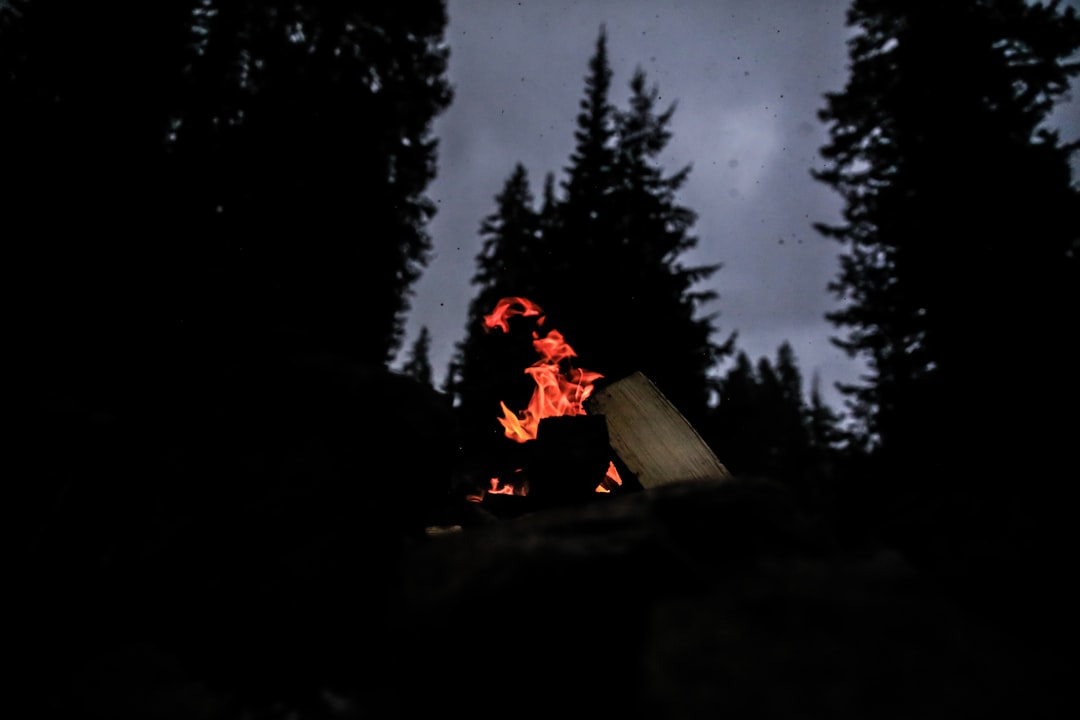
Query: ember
[[471, 296, 622, 500]]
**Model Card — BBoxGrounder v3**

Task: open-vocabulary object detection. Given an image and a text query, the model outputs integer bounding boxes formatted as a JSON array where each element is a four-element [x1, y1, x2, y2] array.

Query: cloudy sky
[[399, 0, 1080, 412]]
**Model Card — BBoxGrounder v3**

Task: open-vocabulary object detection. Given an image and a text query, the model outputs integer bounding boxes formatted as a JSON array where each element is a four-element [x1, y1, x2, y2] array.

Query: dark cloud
[[402, 0, 1080, 412]]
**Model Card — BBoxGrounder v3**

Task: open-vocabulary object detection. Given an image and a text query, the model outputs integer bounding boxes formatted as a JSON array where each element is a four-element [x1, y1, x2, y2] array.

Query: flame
[[483, 296, 622, 494], [489, 473, 529, 496], [486, 299, 602, 443], [600, 462, 622, 492], [464, 471, 530, 503], [483, 296, 545, 334]]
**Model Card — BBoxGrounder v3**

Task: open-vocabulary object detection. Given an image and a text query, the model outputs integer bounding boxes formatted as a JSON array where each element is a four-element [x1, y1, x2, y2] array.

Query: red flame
[[465, 472, 530, 503], [483, 295, 545, 334], [476, 296, 622, 497], [483, 298, 602, 443]]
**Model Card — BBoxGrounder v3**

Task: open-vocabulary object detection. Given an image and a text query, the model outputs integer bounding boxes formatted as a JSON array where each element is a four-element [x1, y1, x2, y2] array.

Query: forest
[[9, 1, 1079, 717]]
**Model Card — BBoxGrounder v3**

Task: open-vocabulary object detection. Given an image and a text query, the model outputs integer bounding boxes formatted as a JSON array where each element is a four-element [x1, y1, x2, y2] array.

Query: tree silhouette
[[402, 325, 435, 387], [807, 373, 845, 464], [166, 0, 453, 366], [708, 351, 766, 475], [450, 27, 733, 445], [7, 3, 456, 716], [4, 1, 452, 387], [814, 0, 1080, 586], [706, 342, 822, 495], [815, 0, 1080, 479], [3, 0, 195, 399], [447, 163, 550, 442]]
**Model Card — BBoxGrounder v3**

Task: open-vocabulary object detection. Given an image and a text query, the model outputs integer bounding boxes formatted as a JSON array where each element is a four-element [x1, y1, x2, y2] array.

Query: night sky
[[399, 0, 1080, 411]]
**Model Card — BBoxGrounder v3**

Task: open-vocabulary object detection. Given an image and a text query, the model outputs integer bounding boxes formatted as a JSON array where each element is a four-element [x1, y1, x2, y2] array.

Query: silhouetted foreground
[[396, 479, 1073, 720], [20, 355, 1070, 719]]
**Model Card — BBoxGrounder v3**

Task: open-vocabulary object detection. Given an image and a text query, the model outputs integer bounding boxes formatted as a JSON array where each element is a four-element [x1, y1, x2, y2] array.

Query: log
[[585, 372, 733, 488]]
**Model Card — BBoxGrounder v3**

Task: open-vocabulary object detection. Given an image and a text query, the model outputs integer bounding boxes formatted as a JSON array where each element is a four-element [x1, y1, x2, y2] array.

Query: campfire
[[462, 296, 732, 511], [466, 296, 623, 503]]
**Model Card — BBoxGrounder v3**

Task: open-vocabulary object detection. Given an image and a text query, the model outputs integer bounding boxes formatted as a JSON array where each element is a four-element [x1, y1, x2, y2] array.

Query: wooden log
[[531, 415, 614, 501], [585, 372, 733, 488]]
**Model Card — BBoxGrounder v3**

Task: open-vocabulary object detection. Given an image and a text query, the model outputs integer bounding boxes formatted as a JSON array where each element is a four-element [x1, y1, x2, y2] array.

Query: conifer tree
[[448, 163, 546, 435], [6, 4, 456, 713], [450, 27, 733, 441], [814, 0, 1080, 487], [402, 326, 435, 387], [560, 25, 618, 236], [814, 1, 1080, 579], [2, 1, 194, 391], [4, 1, 453, 376], [770, 342, 814, 470], [808, 373, 844, 459], [166, 1, 454, 366], [805, 372, 843, 501], [707, 344, 814, 486], [599, 67, 729, 421]]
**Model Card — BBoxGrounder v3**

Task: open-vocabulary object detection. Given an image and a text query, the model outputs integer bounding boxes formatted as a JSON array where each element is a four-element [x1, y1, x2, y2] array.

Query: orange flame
[[464, 471, 530, 503], [483, 296, 622, 494], [483, 295, 545, 334], [485, 299, 602, 443], [599, 462, 622, 492]]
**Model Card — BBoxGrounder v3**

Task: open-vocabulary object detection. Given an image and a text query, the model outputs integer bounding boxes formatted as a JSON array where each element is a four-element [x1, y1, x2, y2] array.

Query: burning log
[[586, 371, 733, 489], [462, 296, 625, 508], [458, 414, 625, 517], [528, 414, 620, 502], [462, 297, 728, 514]]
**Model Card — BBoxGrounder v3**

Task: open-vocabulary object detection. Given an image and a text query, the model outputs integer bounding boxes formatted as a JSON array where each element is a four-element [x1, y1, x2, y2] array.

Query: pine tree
[[601, 67, 730, 422], [166, 1, 454, 365], [707, 344, 814, 486], [543, 28, 732, 424], [3, 1, 195, 393], [814, 0, 1080, 589], [808, 372, 844, 459], [451, 27, 733, 443], [4, 1, 453, 383], [770, 342, 813, 475], [708, 351, 764, 476], [813, 0, 1080, 484], [8, 5, 456, 712], [448, 163, 547, 435], [402, 325, 435, 387], [560, 25, 618, 238]]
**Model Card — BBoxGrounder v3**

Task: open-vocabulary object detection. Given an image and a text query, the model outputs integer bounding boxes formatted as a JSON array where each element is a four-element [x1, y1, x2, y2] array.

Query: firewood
[[585, 372, 733, 488]]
